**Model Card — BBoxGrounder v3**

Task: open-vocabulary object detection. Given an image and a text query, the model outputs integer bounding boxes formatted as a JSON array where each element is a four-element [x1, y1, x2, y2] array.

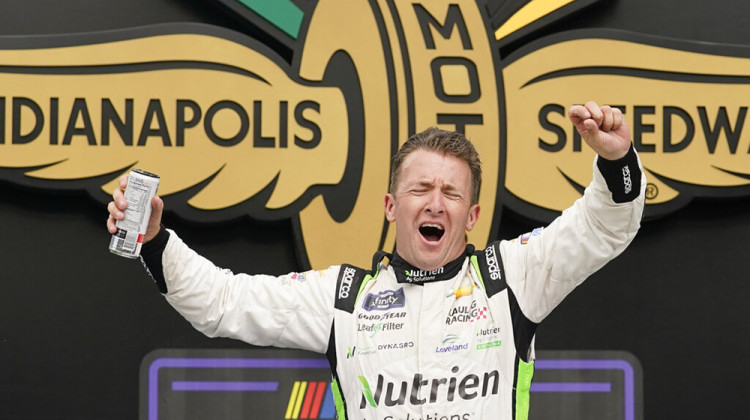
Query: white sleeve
[[160, 230, 338, 354], [500, 152, 646, 323]]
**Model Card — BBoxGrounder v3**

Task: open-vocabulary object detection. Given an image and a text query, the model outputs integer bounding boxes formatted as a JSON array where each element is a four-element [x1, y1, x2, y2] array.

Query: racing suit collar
[[390, 245, 475, 284]]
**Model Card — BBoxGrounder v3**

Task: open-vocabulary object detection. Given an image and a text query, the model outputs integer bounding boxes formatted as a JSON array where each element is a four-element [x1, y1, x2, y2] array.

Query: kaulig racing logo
[[1, 0, 749, 269]]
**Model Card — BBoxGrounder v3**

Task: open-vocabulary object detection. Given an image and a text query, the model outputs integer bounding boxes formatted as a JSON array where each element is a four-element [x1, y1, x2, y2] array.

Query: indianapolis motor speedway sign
[[1, 0, 748, 268]]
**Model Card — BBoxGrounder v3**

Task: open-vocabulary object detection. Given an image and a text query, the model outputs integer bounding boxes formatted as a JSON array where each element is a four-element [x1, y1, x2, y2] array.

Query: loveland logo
[[436, 335, 469, 353], [1, 0, 748, 269]]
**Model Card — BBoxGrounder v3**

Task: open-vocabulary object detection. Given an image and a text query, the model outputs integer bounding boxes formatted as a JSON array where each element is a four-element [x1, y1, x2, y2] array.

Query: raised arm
[[105, 175, 337, 354], [499, 101, 646, 323]]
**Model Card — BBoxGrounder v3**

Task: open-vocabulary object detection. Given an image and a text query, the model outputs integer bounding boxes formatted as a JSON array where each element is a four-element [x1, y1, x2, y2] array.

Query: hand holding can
[[108, 169, 160, 258]]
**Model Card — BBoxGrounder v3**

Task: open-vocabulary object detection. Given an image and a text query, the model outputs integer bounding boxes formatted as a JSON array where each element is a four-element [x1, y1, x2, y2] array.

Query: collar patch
[[391, 245, 474, 284]]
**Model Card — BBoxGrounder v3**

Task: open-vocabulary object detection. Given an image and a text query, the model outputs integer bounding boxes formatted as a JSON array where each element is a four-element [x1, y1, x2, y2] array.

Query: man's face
[[385, 149, 480, 271]]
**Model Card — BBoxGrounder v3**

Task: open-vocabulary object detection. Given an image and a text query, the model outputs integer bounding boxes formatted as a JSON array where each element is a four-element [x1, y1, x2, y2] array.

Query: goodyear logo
[[1, 0, 749, 269]]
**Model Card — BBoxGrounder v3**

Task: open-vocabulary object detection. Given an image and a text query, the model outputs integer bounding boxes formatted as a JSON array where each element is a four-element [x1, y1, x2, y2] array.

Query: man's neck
[[390, 245, 473, 284]]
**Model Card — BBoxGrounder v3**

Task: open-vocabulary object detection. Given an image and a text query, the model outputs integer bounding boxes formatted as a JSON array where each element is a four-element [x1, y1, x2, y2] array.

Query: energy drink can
[[109, 169, 160, 258]]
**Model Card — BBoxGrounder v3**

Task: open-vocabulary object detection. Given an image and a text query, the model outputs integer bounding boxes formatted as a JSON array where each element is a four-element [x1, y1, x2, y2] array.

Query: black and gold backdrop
[[0, 0, 748, 418]]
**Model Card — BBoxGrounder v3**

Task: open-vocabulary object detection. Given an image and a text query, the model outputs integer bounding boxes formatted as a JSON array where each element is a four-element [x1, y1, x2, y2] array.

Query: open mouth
[[419, 223, 445, 243]]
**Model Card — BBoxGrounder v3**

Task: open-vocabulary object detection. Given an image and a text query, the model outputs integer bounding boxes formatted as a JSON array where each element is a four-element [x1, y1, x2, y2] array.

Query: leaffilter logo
[[1, 0, 748, 269]]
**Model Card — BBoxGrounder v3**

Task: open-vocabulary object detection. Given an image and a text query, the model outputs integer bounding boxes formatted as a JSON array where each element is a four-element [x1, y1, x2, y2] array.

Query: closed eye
[[443, 189, 462, 200]]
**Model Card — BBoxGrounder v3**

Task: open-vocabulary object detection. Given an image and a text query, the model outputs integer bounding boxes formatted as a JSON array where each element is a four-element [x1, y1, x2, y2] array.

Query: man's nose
[[425, 190, 445, 214]]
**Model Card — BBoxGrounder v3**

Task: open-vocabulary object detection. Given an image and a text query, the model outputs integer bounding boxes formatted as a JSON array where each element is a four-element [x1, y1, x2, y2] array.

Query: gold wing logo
[[1, 0, 748, 269], [0, 28, 347, 211], [502, 31, 750, 220]]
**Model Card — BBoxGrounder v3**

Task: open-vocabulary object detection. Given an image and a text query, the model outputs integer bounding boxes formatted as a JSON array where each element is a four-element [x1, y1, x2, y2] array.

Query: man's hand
[[106, 174, 164, 243], [569, 101, 632, 160]]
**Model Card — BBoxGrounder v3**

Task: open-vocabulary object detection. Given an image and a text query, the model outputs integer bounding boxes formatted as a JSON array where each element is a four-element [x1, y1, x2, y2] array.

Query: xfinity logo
[[362, 288, 406, 311], [484, 246, 501, 281], [358, 366, 500, 409], [339, 267, 356, 299]]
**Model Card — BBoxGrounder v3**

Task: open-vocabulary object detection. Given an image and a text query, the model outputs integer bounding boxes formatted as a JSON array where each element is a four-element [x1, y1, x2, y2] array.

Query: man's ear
[[465, 204, 481, 231], [384, 193, 396, 223]]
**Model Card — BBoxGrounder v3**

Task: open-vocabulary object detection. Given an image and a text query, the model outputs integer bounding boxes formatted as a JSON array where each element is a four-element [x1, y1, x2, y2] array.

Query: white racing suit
[[140, 148, 645, 420]]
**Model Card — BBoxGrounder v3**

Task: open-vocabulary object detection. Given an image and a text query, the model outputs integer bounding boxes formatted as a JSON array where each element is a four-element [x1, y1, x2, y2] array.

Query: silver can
[[109, 169, 160, 258]]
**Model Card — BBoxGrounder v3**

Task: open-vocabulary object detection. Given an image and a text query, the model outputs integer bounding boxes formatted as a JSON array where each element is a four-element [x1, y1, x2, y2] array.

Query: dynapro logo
[[358, 366, 500, 409], [3, 0, 749, 270], [484, 246, 501, 280], [338, 267, 356, 299]]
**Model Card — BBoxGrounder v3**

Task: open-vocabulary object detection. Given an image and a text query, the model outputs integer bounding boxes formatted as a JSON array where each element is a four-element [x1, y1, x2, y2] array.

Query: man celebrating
[[107, 102, 644, 419]]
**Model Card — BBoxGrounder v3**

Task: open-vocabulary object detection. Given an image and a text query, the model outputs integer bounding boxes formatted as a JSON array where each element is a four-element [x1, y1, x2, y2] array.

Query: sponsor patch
[[445, 300, 488, 325], [436, 335, 468, 353], [403, 267, 444, 283], [484, 245, 502, 280], [477, 340, 502, 350], [520, 227, 543, 244], [622, 165, 633, 194], [447, 282, 478, 299], [362, 288, 406, 311], [357, 321, 404, 338], [338, 266, 356, 299]]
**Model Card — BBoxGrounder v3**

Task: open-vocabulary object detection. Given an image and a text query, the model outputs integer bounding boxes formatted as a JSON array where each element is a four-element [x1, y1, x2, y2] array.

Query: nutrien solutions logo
[[1, 0, 749, 269]]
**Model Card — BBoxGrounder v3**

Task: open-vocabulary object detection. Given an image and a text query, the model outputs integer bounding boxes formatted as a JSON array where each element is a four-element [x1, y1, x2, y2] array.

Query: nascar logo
[[285, 381, 335, 419]]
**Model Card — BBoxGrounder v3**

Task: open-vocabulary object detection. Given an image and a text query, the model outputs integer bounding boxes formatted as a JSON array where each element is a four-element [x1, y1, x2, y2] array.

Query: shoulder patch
[[473, 241, 507, 298], [334, 264, 367, 314], [518, 227, 543, 244]]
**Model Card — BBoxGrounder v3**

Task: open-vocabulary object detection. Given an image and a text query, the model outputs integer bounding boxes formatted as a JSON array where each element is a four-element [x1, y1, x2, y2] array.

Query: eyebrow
[[414, 179, 462, 194]]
